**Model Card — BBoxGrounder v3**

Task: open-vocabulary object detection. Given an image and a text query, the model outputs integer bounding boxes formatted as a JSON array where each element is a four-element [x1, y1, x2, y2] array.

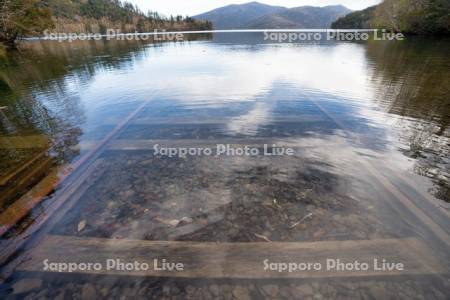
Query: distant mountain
[[194, 2, 351, 29], [194, 2, 285, 29], [247, 5, 352, 29]]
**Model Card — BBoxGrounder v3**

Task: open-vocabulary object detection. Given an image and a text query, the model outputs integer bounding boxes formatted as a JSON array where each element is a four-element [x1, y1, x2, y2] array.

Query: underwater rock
[[209, 284, 220, 296], [12, 279, 43, 294], [261, 284, 279, 298], [179, 217, 193, 226], [168, 220, 180, 227], [295, 284, 314, 296], [81, 283, 96, 299], [77, 220, 87, 232], [232, 286, 250, 300]]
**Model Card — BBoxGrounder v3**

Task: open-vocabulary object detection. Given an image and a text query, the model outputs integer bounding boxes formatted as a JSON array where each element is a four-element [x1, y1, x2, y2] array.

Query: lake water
[[0, 33, 449, 299]]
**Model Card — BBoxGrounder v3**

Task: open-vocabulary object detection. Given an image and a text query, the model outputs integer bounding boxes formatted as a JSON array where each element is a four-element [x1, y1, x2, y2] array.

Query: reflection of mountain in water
[[366, 38, 450, 202]]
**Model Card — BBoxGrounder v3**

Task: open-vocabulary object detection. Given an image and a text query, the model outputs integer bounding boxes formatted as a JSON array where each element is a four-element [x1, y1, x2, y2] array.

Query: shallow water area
[[0, 33, 449, 299]]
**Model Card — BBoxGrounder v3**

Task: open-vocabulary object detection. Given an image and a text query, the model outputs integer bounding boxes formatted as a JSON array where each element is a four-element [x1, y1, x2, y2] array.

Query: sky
[[127, 0, 382, 17]]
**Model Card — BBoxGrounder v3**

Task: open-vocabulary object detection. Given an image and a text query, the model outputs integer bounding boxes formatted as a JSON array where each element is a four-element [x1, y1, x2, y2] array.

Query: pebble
[[368, 285, 387, 299], [81, 283, 96, 299], [34, 288, 49, 299], [295, 284, 314, 296], [12, 278, 42, 294], [168, 219, 180, 227], [162, 285, 171, 295], [313, 229, 325, 239], [201, 288, 213, 299], [313, 293, 324, 300], [180, 217, 193, 224], [122, 190, 135, 199], [77, 220, 86, 232], [131, 220, 140, 230], [100, 287, 109, 297], [280, 287, 292, 298], [171, 286, 181, 295], [232, 286, 250, 300], [261, 284, 279, 297], [209, 284, 220, 296], [185, 285, 195, 295]]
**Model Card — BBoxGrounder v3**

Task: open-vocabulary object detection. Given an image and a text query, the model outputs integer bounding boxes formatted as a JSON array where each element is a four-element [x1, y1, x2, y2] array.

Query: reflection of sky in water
[[24, 40, 416, 176], [5, 37, 448, 206], [71, 42, 382, 142], [84, 42, 374, 104]]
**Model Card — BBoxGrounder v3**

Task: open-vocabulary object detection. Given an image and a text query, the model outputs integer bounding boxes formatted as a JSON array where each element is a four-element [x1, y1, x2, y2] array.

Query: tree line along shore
[[332, 0, 449, 35], [1, 0, 449, 53], [0, 0, 212, 50]]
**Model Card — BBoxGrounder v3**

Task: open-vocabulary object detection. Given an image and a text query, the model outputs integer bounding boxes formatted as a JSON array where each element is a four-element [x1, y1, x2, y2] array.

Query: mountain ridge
[[194, 2, 351, 29], [194, 2, 286, 29]]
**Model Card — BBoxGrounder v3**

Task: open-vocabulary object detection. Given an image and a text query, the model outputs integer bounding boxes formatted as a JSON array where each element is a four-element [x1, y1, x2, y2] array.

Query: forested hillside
[[332, 0, 449, 35], [0, 0, 212, 49], [331, 6, 376, 29], [45, 0, 212, 33]]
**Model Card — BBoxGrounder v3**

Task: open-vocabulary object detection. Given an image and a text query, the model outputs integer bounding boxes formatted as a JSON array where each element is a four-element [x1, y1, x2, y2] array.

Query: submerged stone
[[12, 279, 43, 294]]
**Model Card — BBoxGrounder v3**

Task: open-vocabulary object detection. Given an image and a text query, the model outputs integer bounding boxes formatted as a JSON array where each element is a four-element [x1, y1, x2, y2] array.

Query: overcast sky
[[128, 1, 381, 17]]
